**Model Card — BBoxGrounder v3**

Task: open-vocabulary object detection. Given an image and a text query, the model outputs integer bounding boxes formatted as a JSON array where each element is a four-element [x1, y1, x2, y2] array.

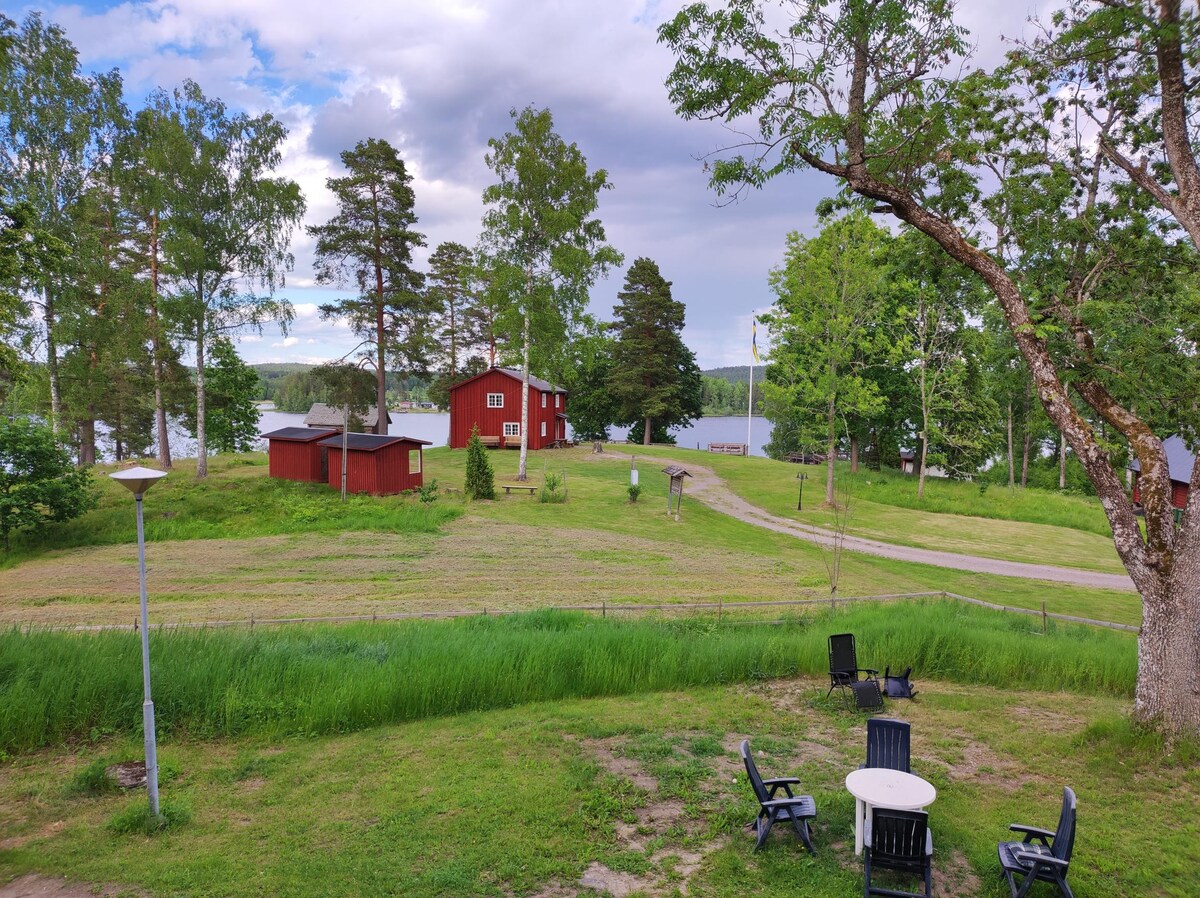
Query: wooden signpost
[[662, 465, 691, 520]]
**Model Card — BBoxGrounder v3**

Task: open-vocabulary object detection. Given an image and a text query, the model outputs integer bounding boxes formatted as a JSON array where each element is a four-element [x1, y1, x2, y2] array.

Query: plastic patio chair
[[739, 739, 817, 854], [865, 807, 933, 898], [997, 787, 1077, 898], [828, 633, 880, 706], [863, 717, 911, 773]]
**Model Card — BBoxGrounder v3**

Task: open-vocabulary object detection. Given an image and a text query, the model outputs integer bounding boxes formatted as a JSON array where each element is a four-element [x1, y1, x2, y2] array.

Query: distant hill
[[702, 365, 753, 385]]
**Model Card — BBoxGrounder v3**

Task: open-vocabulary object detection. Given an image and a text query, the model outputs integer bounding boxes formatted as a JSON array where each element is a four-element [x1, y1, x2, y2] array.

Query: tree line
[[0, 13, 705, 481]]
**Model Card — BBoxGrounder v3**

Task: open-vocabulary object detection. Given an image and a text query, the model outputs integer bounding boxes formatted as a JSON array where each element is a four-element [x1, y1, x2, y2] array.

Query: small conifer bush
[[464, 427, 496, 500]]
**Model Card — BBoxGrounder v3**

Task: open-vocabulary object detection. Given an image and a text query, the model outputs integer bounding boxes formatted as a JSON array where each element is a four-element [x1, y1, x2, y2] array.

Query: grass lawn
[[0, 448, 1142, 628], [1, 673, 1194, 897], [634, 447, 1125, 575]]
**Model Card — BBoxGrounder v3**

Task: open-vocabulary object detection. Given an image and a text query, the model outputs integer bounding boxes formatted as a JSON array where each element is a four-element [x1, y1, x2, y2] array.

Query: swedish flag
[[752, 320, 761, 364]]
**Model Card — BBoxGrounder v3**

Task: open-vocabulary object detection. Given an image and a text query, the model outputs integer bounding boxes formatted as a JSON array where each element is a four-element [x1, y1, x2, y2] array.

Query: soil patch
[[0, 875, 146, 898]]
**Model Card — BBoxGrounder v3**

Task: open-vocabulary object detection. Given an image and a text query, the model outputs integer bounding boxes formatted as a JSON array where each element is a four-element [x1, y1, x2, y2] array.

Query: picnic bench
[[500, 484, 538, 495], [477, 436, 501, 449], [708, 442, 747, 455]]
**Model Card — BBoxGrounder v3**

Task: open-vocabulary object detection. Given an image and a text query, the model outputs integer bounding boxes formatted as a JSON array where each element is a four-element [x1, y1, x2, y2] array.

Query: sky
[[13, 0, 1049, 369]]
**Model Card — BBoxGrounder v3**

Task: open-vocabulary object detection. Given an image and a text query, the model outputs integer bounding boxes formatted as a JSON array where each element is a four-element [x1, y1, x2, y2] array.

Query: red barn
[[448, 367, 567, 450], [263, 427, 339, 482], [1130, 435, 1195, 511], [317, 433, 432, 495]]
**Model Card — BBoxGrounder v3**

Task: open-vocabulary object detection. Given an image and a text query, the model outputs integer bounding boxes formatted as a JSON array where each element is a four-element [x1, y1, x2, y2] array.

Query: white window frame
[[409, 448, 422, 474], [541, 392, 547, 408], [540, 421, 547, 437], [503, 422, 521, 437], [487, 392, 504, 408], [555, 393, 561, 408]]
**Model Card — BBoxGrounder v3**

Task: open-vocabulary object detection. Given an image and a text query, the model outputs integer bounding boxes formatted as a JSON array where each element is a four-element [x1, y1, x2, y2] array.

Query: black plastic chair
[[997, 787, 1077, 898], [865, 807, 933, 898], [864, 718, 911, 773], [883, 666, 918, 699], [739, 739, 817, 854], [828, 633, 879, 706]]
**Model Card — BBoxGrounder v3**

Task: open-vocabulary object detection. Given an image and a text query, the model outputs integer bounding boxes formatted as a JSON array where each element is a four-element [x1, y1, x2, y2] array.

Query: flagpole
[[746, 360, 753, 454]]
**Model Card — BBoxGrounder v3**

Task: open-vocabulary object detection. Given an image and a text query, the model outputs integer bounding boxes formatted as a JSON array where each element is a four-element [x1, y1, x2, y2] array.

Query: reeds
[[0, 599, 1135, 754]]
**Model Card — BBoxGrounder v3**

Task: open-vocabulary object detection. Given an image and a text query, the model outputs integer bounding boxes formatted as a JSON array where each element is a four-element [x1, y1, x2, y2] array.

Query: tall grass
[[0, 600, 1136, 754]]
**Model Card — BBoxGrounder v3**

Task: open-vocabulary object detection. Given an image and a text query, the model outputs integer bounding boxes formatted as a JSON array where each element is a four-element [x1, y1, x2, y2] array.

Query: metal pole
[[135, 493, 160, 818], [746, 360, 754, 451]]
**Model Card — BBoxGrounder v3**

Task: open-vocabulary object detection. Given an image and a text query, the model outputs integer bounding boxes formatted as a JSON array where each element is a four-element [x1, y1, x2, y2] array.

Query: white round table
[[845, 768, 937, 856]]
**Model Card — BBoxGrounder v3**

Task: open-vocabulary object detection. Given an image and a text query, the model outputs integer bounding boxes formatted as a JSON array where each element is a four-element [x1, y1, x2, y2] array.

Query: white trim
[[409, 448, 422, 474], [503, 421, 520, 437], [540, 421, 547, 437], [487, 392, 504, 408], [541, 392, 547, 408], [555, 394, 560, 408]]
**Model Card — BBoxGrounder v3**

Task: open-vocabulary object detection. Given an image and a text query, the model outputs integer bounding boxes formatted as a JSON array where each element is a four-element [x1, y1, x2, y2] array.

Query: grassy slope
[[0, 447, 1142, 628], [637, 447, 1125, 574], [0, 674, 1193, 897]]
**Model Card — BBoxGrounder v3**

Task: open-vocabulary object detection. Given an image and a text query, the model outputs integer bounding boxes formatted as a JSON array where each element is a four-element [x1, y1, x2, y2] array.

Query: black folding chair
[[828, 633, 880, 708], [864, 718, 911, 773], [997, 787, 1077, 898], [865, 808, 933, 898], [739, 739, 817, 854]]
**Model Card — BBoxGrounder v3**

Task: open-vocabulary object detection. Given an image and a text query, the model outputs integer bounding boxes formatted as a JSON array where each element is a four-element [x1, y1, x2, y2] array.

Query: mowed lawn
[[0, 448, 1141, 627], [1, 676, 1194, 897]]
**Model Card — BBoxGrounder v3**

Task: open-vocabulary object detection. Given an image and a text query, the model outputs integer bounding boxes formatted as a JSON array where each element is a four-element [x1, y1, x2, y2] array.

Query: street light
[[109, 465, 168, 818], [797, 472, 809, 511]]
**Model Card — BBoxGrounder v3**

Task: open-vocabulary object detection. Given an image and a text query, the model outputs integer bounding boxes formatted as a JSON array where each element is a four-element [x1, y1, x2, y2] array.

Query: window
[[540, 421, 547, 437], [503, 422, 520, 437], [409, 448, 421, 474], [555, 393, 560, 408], [541, 392, 547, 408], [487, 393, 504, 408]]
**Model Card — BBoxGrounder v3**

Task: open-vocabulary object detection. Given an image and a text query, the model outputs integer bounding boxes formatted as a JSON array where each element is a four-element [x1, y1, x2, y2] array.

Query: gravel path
[[607, 451, 1136, 592]]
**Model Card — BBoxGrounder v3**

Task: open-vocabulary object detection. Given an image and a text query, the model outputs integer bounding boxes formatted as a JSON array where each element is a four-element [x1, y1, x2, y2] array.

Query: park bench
[[477, 436, 500, 449], [500, 484, 538, 496], [708, 442, 747, 455]]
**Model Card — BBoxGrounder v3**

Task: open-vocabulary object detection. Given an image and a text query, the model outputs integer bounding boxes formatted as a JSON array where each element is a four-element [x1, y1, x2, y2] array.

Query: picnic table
[[845, 767, 936, 856]]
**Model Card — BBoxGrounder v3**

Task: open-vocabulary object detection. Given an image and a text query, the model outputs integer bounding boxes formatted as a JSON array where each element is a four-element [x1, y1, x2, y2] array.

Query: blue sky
[[14, 0, 1044, 368]]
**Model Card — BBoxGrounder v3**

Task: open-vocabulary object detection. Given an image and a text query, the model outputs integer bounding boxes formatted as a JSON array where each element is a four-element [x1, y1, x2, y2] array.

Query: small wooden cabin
[[317, 433, 432, 495], [263, 427, 339, 482], [304, 403, 392, 434], [448, 367, 567, 450], [1130, 435, 1194, 510]]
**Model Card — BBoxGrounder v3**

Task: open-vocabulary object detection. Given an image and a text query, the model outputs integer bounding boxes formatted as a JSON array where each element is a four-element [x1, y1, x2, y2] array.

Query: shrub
[[540, 471, 566, 503], [66, 759, 118, 797], [417, 479, 439, 504], [628, 484, 642, 503], [464, 427, 495, 500]]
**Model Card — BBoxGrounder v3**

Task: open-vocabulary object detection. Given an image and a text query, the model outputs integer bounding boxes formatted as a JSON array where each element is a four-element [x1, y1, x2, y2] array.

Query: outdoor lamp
[[109, 465, 168, 817]]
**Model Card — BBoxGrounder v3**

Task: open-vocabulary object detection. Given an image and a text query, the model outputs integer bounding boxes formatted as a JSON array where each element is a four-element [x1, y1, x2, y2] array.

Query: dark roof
[[661, 465, 692, 478], [899, 450, 916, 461], [447, 366, 566, 395], [304, 403, 391, 428], [262, 427, 339, 443], [1129, 435, 1197, 484], [317, 433, 432, 452]]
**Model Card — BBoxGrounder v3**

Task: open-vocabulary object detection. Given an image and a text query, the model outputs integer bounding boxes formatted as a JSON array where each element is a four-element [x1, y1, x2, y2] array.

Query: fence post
[[1042, 602, 1047, 635], [719, 598, 723, 623], [602, 600, 606, 618]]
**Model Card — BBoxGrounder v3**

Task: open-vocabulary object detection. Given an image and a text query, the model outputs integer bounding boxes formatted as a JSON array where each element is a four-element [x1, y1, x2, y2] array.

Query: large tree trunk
[[850, 435, 859, 473], [195, 312, 207, 478], [79, 416, 96, 466], [824, 393, 836, 506], [643, 416, 652, 446]]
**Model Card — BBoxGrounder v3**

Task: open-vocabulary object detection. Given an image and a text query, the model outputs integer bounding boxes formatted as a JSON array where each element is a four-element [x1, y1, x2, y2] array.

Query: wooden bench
[[708, 442, 748, 455], [500, 484, 538, 495], [477, 436, 500, 449]]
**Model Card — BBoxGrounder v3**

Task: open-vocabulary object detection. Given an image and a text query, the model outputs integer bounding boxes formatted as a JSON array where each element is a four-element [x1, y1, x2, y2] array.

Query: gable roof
[[1129, 435, 1197, 484], [262, 427, 339, 443], [317, 433, 432, 452], [303, 403, 391, 429], [447, 366, 566, 395]]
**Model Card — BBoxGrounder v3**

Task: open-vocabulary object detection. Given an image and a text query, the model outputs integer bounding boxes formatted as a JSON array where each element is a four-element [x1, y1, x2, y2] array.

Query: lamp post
[[109, 465, 168, 817], [797, 472, 808, 511]]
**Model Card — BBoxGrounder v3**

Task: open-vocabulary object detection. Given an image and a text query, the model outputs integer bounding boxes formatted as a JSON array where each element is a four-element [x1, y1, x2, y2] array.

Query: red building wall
[[1132, 473, 1189, 510], [325, 441, 424, 495], [267, 434, 335, 481], [449, 369, 566, 449]]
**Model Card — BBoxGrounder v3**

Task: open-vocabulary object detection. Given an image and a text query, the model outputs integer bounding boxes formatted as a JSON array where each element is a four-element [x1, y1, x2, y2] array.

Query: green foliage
[[65, 759, 118, 797], [607, 258, 703, 444], [464, 427, 495, 501], [0, 600, 1136, 754], [191, 337, 261, 454], [107, 799, 191, 836], [561, 326, 619, 441], [0, 416, 97, 551], [308, 138, 429, 427], [627, 483, 642, 503], [539, 471, 566, 503], [427, 241, 487, 381], [416, 479, 439, 504]]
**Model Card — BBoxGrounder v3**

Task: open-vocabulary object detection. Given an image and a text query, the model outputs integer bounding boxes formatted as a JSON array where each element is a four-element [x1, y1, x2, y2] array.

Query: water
[[607, 416, 773, 458], [257, 408, 452, 447]]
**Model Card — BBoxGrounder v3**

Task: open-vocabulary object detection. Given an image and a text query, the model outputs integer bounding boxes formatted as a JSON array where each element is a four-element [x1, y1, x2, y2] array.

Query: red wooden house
[[1130, 435, 1195, 510], [448, 367, 567, 450], [316, 433, 432, 495], [263, 427, 339, 482]]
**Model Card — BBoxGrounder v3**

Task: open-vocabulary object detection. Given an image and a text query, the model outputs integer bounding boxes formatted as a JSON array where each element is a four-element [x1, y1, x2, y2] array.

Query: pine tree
[[606, 258, 702, 445], [464, 426, 495, 500]]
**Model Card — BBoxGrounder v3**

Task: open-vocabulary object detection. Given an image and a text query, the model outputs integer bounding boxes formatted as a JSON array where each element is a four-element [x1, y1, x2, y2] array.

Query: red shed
[[317, 432, 432, 495], [263, 427, 339, 482], [1130, 435, 1195, 510], [448, 367, 567, 450]]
